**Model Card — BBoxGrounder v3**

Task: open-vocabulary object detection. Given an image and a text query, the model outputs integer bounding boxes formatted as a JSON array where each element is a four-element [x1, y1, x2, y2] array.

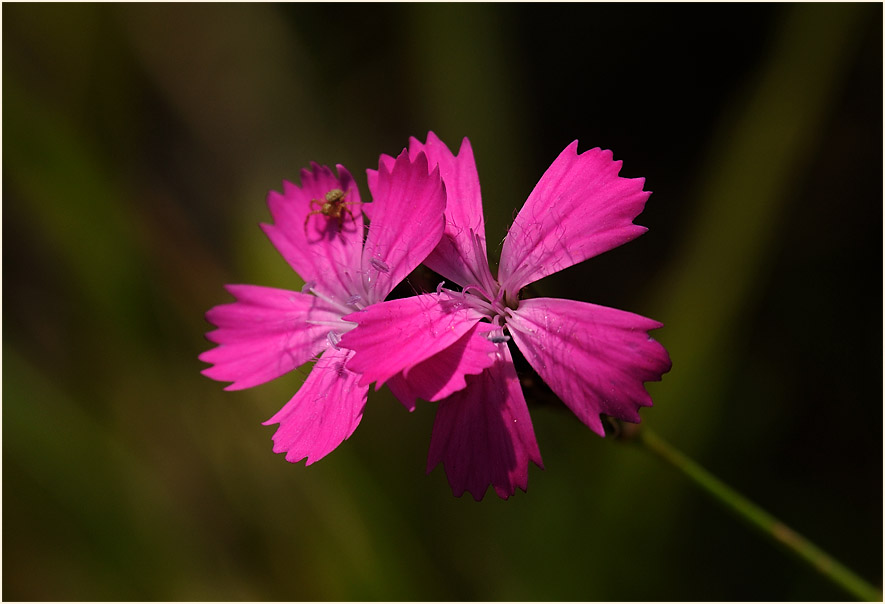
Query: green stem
[[633, 426, 882, 602]]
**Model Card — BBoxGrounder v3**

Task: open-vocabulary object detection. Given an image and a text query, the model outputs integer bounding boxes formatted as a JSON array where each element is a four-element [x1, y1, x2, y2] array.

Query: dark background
[[4, 3, 882, 600]]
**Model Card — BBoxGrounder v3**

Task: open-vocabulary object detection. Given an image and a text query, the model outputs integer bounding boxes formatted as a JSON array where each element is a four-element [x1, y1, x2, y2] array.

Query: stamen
[[438, 292, 465, 314], [306, 319, 349, 327], [301, 280, 317, 294], [458, 285, 497, 316], [327, 331, 341, 349], [305, 285, 355, 316], [370, 257, 390, 273], [487, 318, 511, 344], [462, 284, 493, 303], [346, 294, 362, 306]]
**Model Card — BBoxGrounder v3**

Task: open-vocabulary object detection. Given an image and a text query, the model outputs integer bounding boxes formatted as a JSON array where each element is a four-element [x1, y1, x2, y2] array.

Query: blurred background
[[3, 3, 882, 601]]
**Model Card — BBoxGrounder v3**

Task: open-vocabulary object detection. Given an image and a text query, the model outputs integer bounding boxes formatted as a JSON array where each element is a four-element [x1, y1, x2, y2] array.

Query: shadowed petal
[[386, 323, 497, 411], [499, 143, 650, 295], [407, 133, 496, 291], [507, 297, 671, 436], [361, 150, 446, 301], [199, 285, 344, 390], [261, 163, 364, 304], [369, 134, 495, 291], [339, 292, 486, 388], [263, 347, 367, 465], [427, 344, 543, 501]]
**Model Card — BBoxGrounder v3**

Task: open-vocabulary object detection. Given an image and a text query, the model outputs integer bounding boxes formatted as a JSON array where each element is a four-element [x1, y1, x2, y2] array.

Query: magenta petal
[[261, 163, 364, 304], [386, 322, 497, 410], [262, 347, 367, 465], [339, 292, 486, 388], [427, 345, 543, 501], [406, 133, 496, 291], [499, 143, 651, 294], [365, 152, 396, 198], [507, 297, 671, 436], [199, 285, 344, 390], [360, 150, 447, 301]]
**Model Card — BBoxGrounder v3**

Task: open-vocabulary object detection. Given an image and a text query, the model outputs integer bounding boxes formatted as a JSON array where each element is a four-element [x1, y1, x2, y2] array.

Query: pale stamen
[[305, 285, 356, 316], [326, 331, 341, 350], [487, 314, 511, 344], [370, 257, 391, 273], [346, 294, 364, 310]]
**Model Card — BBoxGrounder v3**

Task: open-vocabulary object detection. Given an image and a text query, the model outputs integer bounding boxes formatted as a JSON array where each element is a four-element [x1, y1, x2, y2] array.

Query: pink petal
[[263, 347, 367, 465], [386, 322, 498, 410], [369, 135, 495, 292], [261, 163, 364, 304], [365, 152, 396, 197], [507, 297, 671, 436], [427, 344, 543, 501], [360, 150, 447, 301], [499, 143, 651, 295], [199, 285, 345, 390], [338, 292, 486, 388], [407, 133, 497, 292]]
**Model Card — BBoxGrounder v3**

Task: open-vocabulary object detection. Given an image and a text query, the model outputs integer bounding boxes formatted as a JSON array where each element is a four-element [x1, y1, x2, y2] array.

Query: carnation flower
[[340, 133, 671, 499], [199, 150, 446, 465]]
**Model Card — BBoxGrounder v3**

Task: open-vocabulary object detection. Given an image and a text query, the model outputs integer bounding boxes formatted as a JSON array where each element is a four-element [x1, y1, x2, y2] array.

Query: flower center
[[300, 281, 361, 351], [436, 281, 515, 346]]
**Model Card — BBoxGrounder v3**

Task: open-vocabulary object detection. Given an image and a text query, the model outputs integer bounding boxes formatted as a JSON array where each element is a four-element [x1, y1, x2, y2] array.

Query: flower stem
[[632, 426, 882, 602]]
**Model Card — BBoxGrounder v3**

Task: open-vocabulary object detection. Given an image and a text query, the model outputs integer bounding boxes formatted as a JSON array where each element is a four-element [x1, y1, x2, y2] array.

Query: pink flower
[[340, 133, 672, 500], [199, 150, 446, 465]]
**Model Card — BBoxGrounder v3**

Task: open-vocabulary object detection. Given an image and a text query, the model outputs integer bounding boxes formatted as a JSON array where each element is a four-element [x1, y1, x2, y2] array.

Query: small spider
[[303, 188, 360, 235]]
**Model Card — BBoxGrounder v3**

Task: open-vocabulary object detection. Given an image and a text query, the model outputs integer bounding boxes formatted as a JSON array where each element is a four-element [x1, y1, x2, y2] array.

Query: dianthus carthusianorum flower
[[340, 133, 671, 500], [200, 151, 446, 465]]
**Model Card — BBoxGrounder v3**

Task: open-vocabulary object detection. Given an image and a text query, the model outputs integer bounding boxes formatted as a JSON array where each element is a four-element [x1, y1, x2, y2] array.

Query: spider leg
[[304, 208, 323, 235], [338, 204, 360, 233]]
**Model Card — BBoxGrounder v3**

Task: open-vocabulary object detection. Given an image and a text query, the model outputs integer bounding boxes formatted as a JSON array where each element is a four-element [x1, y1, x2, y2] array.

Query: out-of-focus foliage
[[3, 3, 881, 600]]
